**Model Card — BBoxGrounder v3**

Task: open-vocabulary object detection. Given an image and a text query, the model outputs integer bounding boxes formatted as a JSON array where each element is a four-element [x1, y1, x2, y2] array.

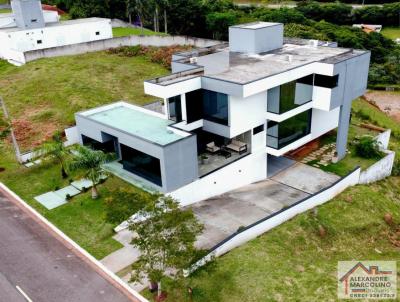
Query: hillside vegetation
[[0, 52, 168, 149]]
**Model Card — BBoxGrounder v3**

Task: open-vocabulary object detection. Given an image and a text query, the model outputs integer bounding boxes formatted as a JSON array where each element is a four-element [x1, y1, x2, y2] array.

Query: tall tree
[[69, 146, 113, 199], [35, 131, 69, 178], [129, 195, 203, 300]]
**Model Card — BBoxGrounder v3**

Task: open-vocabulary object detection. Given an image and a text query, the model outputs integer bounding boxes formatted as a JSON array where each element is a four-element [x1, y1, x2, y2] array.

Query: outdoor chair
[[226, 139, 247, 154], [206, 141, 220, 153]]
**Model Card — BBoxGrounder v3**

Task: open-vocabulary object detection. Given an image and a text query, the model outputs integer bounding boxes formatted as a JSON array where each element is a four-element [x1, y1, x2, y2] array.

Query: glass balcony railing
[[267, 109, 312, 150]]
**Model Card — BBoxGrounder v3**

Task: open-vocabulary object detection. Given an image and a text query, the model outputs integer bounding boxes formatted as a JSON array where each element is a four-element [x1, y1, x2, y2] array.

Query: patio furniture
[[219, 148, 232, 159], [206, 141, 220, 153], [226, 139, 247, 154]]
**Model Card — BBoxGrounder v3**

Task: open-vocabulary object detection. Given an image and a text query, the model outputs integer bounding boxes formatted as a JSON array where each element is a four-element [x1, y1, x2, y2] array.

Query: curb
[[0, 182, 148, 302]]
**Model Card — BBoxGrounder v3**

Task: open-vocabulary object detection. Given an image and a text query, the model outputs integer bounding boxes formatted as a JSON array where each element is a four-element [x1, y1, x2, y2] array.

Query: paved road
[[0, 191, 136, 302]]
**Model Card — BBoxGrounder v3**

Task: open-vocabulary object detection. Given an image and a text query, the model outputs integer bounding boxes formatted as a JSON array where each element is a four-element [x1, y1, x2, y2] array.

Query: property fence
[[22, 35, 220, 64], [187, 167, 361, 274]]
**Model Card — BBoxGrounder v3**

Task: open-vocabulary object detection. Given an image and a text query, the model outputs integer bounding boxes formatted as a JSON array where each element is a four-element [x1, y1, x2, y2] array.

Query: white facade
[[0, 17, 112, 65]]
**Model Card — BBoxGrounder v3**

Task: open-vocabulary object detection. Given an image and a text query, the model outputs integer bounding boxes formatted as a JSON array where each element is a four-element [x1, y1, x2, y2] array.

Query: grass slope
[[381, 27, 400, 40], [112, 27, 166, 37], [0, 52, 168, 149]]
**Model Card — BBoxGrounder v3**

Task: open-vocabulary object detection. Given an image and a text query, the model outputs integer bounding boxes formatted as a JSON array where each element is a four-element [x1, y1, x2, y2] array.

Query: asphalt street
[[0, 191, 137, 302]]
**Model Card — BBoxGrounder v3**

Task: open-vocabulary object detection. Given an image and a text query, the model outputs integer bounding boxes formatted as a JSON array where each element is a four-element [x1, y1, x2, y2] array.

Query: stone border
[[0, 182, 149, 302]]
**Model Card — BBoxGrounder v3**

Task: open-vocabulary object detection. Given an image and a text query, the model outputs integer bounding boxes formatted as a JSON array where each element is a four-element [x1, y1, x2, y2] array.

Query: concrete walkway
[[271, 162, 340, 194]]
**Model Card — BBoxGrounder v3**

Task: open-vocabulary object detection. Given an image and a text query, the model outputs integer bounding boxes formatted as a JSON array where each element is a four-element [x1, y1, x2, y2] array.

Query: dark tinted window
[[186, 89, 203, 123], [253, 124, 265, 135], [314, 74, 339, 88], [203, 90, 228, 125], [297, 74, 314, 85], [267, 109, 312, 149], [120, 144, 162, 186], [168, 95, 182, 122]]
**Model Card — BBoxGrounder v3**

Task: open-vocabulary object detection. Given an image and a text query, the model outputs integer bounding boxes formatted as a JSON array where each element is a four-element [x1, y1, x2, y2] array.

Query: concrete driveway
[[192, 163, 340, 250]]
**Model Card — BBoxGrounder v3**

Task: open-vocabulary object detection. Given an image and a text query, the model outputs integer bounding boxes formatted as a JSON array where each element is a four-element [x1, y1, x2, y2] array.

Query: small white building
[[0, 0, 112, 66]]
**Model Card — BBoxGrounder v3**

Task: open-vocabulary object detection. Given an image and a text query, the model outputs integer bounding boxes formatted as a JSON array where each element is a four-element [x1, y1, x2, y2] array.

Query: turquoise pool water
[[89, 106, 183, 145]]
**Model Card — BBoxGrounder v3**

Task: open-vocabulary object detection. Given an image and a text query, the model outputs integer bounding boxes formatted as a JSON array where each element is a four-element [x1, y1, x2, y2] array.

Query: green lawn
[[0, 8, 10, 13], [0, 143, 144, 259], [381, 27, 400, 40], [0, 51, 168, 149], [112, 27, 166, 37]]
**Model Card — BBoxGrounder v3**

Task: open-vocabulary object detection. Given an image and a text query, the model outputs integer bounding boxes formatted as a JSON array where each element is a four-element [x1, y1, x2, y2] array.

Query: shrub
[[66, 194, 72, 201], [354, 135, 383, 159], [392, 158, 400, 176]]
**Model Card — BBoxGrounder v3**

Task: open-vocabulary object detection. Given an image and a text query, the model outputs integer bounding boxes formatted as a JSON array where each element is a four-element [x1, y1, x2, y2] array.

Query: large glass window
[[186, 89, 203, 123], [120, 144, 162, 186], [168, 95, 182, 122], [185, 89, 229, 125], [267, 109, 312, 149], [267, 75, 313, 114], [203, 90, 228, 125]]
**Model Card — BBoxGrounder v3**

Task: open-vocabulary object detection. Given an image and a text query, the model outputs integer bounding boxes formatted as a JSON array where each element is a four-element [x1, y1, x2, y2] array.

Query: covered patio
[[194, 129, 251, 177]]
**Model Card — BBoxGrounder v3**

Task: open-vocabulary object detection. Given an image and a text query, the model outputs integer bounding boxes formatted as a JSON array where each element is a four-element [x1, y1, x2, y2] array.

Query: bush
[[392, 158, 400, 176], [66, 194, 72, 201], [354, 135, 383, 159]]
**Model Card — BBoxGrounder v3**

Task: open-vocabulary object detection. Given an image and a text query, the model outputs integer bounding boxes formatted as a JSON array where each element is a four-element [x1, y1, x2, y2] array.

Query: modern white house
[[75, 22, 370, 206], [0, 0, 112, 66]]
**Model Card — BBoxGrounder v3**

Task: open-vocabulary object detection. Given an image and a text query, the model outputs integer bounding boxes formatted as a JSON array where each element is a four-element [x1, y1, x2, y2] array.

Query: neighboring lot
[[0, 52, 168, 149], [381, 27, 400, 40], [112, 27, 165, 37]]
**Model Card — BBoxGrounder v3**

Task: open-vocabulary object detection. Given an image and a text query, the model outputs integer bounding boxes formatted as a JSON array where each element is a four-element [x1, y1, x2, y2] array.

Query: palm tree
[[35, 131, 69, 178], [69, 146, 114, 199]]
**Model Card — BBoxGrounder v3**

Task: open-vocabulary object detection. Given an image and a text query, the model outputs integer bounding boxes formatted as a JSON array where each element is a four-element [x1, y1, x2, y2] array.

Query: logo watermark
[[338, 261, 397, 300]]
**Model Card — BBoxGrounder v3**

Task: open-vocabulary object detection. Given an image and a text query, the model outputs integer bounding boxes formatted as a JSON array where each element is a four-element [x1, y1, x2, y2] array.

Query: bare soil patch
[[364, 91, 400, 123]]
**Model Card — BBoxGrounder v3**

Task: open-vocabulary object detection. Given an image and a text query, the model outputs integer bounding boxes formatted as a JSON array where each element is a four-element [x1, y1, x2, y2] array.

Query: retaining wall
[[359, 150, 395, 184], [23, 35, 220, 63]]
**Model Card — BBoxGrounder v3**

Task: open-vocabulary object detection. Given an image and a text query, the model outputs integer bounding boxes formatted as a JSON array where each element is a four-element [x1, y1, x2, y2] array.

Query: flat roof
[[0, 17, 109, 33], [231, 21, 281, 30], [154, 39, 368, 85], [82, 103, 185, 146]]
